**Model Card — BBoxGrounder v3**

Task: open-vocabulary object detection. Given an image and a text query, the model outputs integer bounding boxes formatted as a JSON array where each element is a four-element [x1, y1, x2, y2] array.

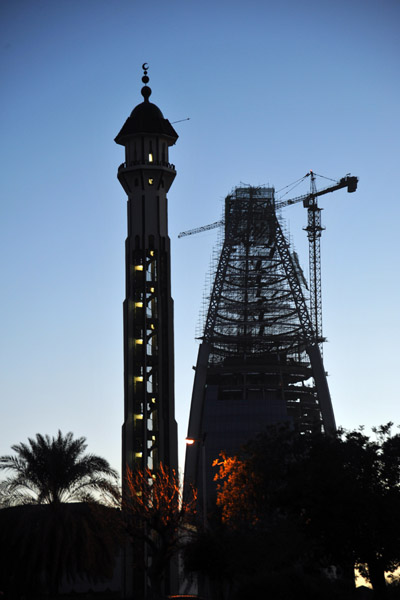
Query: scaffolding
[[195, 185, 333, 431], [184, 185, 336, 511]]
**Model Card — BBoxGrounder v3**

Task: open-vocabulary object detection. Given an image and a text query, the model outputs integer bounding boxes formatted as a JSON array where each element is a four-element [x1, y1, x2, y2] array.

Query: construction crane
[[178, 171, 358, 350], [178, 173, 358, 238], [177, 220, 222, 238], [293, 171, 358, 351]]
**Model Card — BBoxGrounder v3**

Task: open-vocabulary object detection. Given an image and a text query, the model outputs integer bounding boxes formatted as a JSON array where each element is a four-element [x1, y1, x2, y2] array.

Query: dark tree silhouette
[[0, 431, 121, 598], [124, 463, 197, 600], [0, 430, 119, 506], [212, 424, 400, 600]]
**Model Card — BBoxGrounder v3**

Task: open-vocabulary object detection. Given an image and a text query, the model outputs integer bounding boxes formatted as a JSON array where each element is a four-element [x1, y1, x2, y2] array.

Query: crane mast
[[293, 171, 358, 354], [305, 171, 324, 353]]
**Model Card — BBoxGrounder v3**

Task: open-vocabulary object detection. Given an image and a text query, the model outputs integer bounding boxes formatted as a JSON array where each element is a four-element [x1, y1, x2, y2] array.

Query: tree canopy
[[207, 424, 400, 599], [124, 463, 197, 599]]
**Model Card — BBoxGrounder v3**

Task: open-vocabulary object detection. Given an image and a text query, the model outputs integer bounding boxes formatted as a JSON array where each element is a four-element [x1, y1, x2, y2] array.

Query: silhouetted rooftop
[[115, 87, 178, 145]]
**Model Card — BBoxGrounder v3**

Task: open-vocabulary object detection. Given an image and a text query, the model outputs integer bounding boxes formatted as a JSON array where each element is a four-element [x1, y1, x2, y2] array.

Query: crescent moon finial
[[141, 63, 151, 101]]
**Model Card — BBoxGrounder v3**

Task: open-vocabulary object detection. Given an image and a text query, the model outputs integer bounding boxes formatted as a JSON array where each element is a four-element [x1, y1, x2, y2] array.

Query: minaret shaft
[[121, 185, 176, 474], [115, 69, 178, 598]]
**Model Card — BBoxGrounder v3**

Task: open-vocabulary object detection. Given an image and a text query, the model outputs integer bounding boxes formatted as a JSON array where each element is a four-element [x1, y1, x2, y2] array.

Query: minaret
[[115, 65, 179, 598], [115, 64, 178, 484]]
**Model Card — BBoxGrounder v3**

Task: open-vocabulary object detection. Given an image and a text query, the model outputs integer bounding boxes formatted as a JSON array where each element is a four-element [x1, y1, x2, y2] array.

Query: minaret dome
[[115, 66, 178, 195]]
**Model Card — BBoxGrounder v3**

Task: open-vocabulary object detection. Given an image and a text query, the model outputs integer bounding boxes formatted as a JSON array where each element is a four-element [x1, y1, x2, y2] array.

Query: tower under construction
[[184, 177, 357, 509]]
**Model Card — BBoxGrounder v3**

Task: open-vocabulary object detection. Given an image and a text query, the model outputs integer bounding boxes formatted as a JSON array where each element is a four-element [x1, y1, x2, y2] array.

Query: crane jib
[[178, 174, 359, 238]]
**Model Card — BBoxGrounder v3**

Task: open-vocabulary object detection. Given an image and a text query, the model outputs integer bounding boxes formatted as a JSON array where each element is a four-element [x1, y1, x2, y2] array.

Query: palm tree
[[0, 431, 122, 598], [0, 430, 119, 506]]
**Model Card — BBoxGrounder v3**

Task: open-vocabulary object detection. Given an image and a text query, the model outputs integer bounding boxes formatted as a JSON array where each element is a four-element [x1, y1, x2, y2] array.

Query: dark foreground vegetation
[[185, 423, 400, 600], [0, 431, 121, 598], [1, 425, 400, 600]]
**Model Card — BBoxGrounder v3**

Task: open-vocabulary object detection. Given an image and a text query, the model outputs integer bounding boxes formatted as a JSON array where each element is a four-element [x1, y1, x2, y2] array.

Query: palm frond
[[0, 431, 120, 507]]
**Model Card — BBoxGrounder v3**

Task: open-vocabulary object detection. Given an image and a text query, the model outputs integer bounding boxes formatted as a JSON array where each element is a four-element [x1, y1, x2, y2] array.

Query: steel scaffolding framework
[[184, 185, 335, 510]]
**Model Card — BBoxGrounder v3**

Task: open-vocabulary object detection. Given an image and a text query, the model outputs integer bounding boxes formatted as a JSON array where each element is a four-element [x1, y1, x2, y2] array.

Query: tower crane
[[178, 171, 358, 349]]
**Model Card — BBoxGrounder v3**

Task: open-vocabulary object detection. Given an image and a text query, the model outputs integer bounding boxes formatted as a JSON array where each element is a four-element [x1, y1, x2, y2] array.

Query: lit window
[[135, 265, 143, 271], [135, 452, 143, 458], [135, 339, 143, 345], [150, 287, 155, 293], [134, 376, 143, 383], [148, 153, 153, 162], [134, 414, 143, 420], [150, 324, 155, 330], [135, 301, 143, 308], [148, 178, 154, 185], [150, 250, 155, 257]]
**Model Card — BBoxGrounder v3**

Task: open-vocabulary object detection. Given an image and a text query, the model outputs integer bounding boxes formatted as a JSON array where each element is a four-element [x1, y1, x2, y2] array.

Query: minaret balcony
[[118, 160, 176, 173], [118, 160, 177, 194]]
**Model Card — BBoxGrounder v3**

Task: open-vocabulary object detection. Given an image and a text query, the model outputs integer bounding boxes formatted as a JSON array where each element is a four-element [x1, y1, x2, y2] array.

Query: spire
[[141, 62, 152, 102], [114, 64, 178, 145]]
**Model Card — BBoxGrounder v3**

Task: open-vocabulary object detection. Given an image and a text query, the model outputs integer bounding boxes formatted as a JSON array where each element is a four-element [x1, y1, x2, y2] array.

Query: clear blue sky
[[1, 0, 399, 477]]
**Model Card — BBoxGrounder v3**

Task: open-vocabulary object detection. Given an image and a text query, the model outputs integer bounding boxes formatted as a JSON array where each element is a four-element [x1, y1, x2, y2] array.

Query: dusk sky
[[1, 0, 399, 476]]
